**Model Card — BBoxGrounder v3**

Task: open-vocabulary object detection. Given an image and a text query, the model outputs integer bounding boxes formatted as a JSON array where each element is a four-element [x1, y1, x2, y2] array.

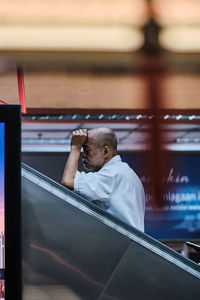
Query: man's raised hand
[[71, 129, 88, 150]]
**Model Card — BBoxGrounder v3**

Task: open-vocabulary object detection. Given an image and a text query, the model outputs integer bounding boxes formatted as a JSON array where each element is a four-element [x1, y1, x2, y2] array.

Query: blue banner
[[122, 153, 200, 240]]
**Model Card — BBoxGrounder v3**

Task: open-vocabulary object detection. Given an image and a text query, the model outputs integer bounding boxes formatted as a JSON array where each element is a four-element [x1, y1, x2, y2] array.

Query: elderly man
[[62, 127, 145, 231]]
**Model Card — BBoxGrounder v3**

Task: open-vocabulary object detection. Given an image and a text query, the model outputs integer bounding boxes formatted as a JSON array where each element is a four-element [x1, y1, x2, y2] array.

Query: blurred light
[[165, 144, 200, 151], [0, 26, 144, 52], [22, 114, 200, 122], [0, 0, 148, 52], [169, 115, 200, 121], [152, 0, 200, 26], [0, 0, 148, 27], [176, 138, 189, 143], [22, 114, 154, 121], [176, 138, 200, 143], [159, 26, 200, 52]]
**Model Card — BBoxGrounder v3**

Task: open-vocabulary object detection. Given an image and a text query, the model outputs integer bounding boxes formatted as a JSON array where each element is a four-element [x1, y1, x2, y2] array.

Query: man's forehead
[[86, 134, 95, 143], [84, 136, 95, 148]]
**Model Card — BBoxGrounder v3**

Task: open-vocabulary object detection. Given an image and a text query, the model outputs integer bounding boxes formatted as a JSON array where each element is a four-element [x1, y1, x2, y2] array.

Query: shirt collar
[[103, 155, 121, 168]]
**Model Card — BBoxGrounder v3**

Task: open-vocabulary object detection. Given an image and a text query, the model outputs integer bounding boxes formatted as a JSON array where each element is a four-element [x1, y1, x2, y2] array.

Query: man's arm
[[61, 129, 87, 189]]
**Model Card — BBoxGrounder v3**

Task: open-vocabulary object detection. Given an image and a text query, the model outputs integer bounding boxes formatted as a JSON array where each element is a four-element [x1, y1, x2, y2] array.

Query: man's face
[[82, 136, 105, 172]]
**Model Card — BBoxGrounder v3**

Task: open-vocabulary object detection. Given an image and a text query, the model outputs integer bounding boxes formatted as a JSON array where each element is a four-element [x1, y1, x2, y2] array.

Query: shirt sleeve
[[74, 169, 115, 204]]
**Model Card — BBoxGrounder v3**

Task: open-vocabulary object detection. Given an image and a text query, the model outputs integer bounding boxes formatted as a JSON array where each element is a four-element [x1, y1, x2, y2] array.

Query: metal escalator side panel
[[99, 241, 200, 300], [21, 164, 131, 300]]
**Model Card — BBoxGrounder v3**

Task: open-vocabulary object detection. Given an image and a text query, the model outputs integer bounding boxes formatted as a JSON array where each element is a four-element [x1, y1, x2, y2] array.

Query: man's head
[[82, 127, 118, 172]]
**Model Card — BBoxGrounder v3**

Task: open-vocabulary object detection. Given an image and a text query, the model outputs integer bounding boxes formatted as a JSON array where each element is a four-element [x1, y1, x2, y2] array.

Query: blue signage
[[122, 153, 200, 240]]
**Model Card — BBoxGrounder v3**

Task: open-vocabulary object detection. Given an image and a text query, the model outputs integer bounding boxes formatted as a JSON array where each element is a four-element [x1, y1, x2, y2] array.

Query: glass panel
[[21, 164, 130, 300], [100, 242, 200, 300]]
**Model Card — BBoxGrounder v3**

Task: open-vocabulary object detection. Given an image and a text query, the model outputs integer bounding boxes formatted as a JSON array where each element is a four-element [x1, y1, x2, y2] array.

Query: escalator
[[21, 163, 200, 300]]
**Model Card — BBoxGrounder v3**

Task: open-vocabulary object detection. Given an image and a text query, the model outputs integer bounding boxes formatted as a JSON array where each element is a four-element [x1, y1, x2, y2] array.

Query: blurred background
[[1, 0, 200, 259]]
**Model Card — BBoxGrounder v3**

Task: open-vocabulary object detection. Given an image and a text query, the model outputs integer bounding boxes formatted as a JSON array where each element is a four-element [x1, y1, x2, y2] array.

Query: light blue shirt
[[74, 155, 145, 231]]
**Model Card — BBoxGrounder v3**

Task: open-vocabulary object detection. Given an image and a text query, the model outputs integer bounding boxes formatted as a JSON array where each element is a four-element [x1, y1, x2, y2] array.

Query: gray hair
[[88, 127, 118, 151]]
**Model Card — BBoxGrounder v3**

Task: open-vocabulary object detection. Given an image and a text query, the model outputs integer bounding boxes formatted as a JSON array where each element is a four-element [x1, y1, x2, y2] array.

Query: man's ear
[[104, 146, 109, 158]]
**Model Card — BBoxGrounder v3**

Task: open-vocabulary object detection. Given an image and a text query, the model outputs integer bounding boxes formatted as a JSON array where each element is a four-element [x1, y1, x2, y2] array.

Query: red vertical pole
[[17, 66, 27, 114]]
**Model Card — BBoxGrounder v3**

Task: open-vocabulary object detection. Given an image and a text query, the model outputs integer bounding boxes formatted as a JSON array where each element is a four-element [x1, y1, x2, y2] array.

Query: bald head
[[88, 127, 117, 154]]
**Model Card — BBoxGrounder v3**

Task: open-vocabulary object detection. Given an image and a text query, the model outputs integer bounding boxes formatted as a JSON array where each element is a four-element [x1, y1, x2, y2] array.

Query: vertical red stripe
[[17, 67, 27, 114]]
